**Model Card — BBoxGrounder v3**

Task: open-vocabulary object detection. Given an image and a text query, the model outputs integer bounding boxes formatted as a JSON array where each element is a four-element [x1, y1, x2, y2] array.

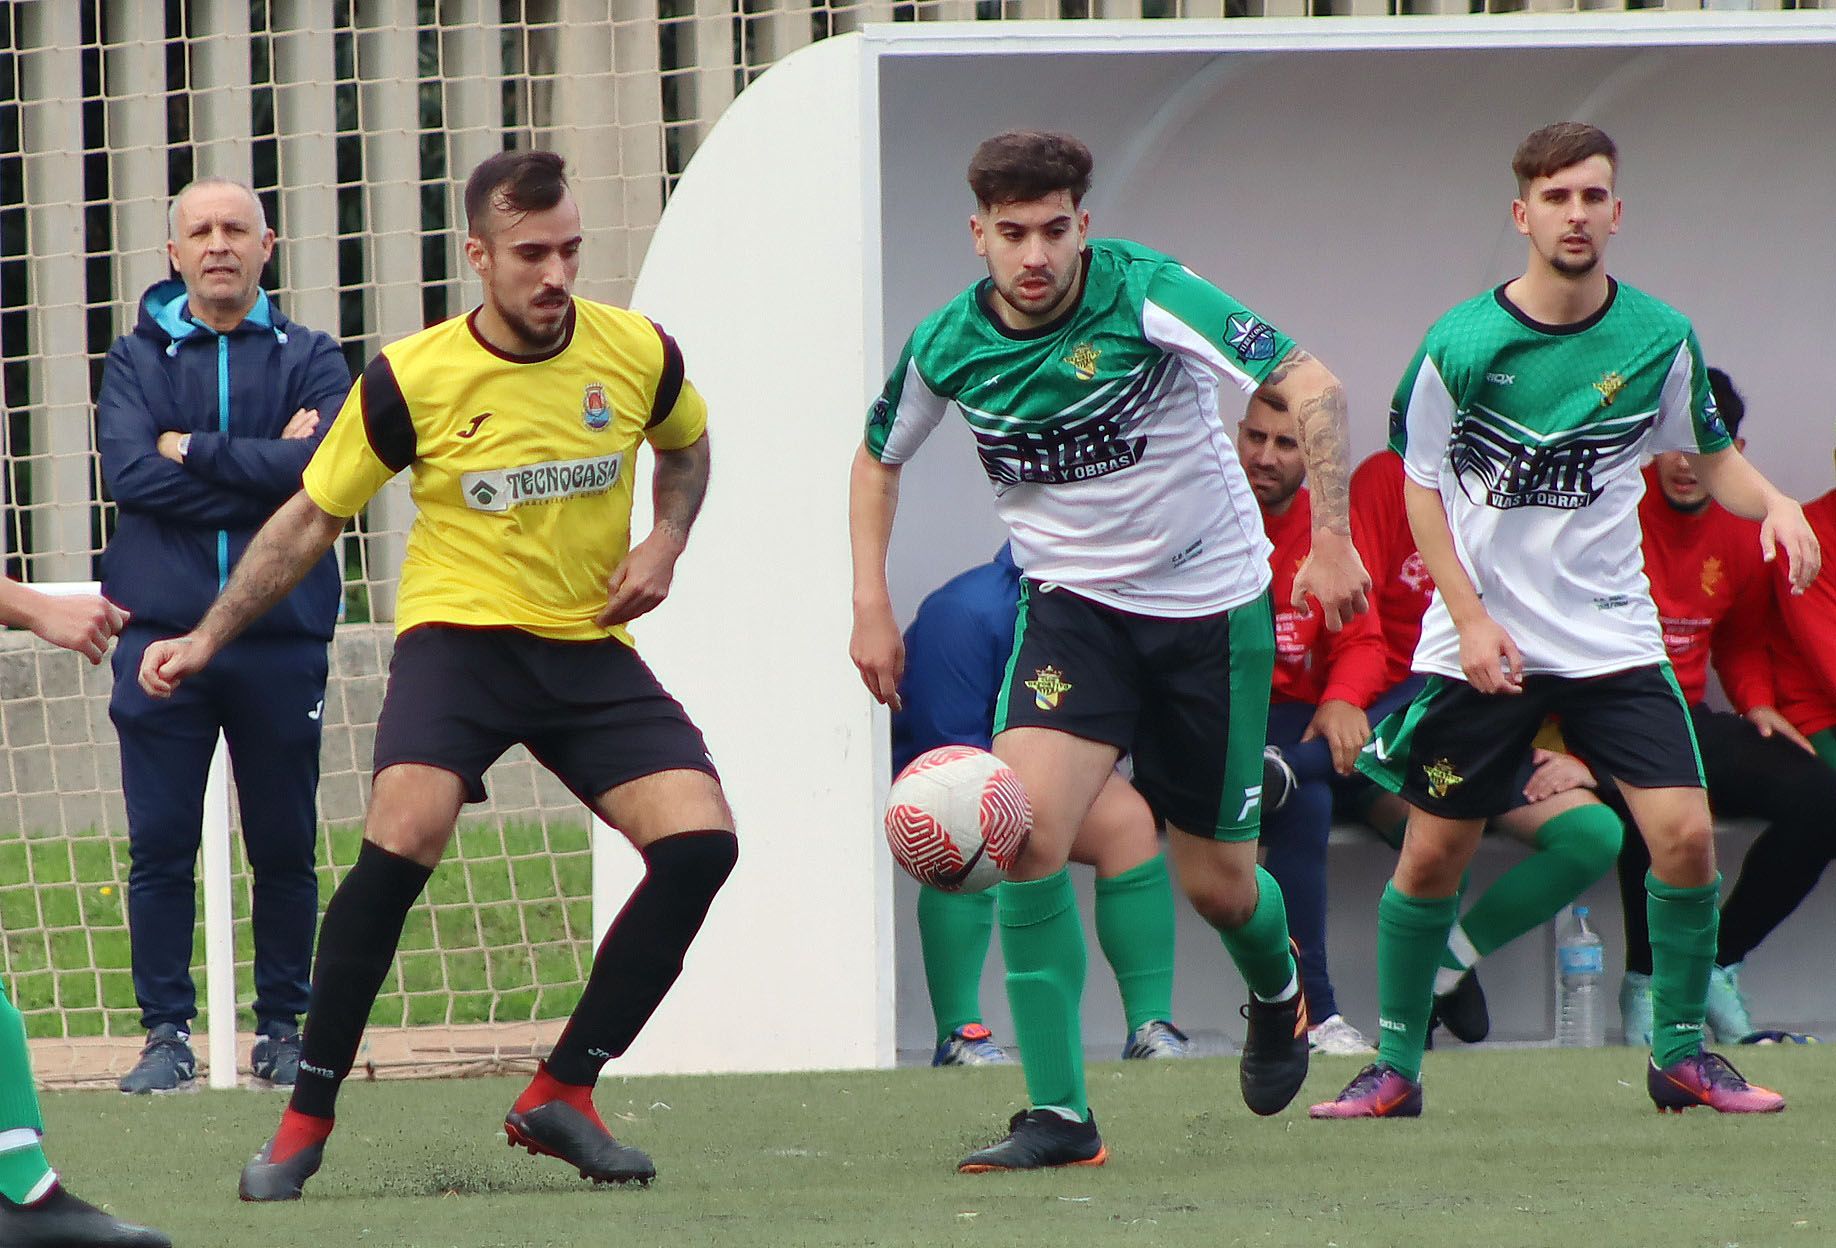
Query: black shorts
[[992, 581, 1275, 841], [373, 625, 716, 804], [1354, 662, 1703, 819]]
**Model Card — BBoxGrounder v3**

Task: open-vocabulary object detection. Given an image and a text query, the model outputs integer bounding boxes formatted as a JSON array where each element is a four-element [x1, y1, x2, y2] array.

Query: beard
[[1549, 249, 1599, 278], [995, 266, 1077, 317], [501, 299, 571, 352]]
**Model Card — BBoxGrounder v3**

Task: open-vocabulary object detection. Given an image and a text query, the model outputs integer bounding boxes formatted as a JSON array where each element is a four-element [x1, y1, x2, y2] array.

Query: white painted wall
[[625, 18, 1836, 1070], [620, 34, 891, 1073]]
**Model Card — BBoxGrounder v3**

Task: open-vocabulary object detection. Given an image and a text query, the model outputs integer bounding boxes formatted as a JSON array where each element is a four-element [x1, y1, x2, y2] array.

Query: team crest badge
[[1702, 392, 1728, 438], [1700, 556, 1723, 598], [1422, 757, 1465, 800], [1025, 666, 1073, 712], [1593, 371, 1626, 407], [1226, 314, 1278, 362], [1062, 343, 1100, 382], [582, 381, 612, 431]]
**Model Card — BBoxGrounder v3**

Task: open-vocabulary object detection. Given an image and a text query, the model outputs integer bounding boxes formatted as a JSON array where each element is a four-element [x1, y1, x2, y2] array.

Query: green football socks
[[998, 870, 1088, 1119], [1436, 804, 1623, 989], [0, 982, 54, 1205], [1647, 870, 1720, 1069], [1375, 883, 1460, 1083], [1093, 853, 1177, 1033], [917, 885, 996, 1044], [1217, 866, 1297, 1002]]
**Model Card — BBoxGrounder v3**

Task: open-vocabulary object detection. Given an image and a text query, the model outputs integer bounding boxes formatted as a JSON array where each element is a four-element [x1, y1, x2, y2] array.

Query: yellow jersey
[[303, 299, 707, 643]]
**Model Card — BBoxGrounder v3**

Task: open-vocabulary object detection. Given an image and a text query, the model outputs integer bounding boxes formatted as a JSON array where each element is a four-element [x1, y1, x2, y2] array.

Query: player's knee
[[366, 818, 451, 868], [1181, 870, 1257, 929], [1643, 814, 1715, 883], [645, 828, 739, 899], [1395, 835, 1470, 896]]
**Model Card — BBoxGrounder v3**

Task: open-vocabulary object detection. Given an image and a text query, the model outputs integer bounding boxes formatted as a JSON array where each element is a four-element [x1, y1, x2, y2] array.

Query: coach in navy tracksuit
[[98, 178, 351, 1093]]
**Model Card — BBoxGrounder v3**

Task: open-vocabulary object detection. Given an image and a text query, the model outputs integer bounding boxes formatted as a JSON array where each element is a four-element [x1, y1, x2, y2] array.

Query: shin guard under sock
[[289, 841, 433, 1120], [544, 831, 738, 1086]]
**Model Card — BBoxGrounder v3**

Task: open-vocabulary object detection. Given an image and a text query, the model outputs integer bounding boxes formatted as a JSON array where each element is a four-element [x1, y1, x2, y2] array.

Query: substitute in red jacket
[[1241, 396, 1385, 1056], [1608, 368, 1836, 1046], [1771, 483, 1836, 759]]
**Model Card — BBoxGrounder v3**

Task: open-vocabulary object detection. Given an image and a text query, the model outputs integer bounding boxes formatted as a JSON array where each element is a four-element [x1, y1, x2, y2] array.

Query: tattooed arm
[[599, 432, 712, 626], [1255, 347, 1371, 629], [139, 490, 346, 697]]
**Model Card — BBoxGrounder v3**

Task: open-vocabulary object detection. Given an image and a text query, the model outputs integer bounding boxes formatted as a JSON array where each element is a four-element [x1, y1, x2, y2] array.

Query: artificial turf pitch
[[44, 1046, 1833, 1247]]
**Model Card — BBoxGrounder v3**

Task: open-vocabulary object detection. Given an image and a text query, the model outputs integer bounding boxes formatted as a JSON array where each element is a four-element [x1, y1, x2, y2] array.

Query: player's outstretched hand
[[1292, 530, 1371, 632], [138, 636, 210, 698], [28, 593, 129, 664], [1522, 747, 1596, 803], [1300, 698, 1370, 776], [1457, 611, 1523, 695], [596, 533, 684, 627], [1759, 498, 1822, 595], [850, 604, 904, 712]]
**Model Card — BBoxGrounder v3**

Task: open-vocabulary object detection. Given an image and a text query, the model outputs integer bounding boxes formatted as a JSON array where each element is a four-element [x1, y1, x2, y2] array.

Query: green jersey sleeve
[[1139, 262, 1295, 397], [1390, 337, 1458, 490], [1649, 330, 1733, 456], [865, 334, 949, 465]]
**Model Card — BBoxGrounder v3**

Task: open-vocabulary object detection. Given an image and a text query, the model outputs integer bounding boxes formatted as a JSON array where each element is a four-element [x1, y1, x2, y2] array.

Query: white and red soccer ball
[[884, 745, 1032, 893]]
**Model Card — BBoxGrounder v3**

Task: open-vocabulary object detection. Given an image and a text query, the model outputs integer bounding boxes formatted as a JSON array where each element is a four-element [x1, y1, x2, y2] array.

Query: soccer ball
[[884, 745, 1032, 893]]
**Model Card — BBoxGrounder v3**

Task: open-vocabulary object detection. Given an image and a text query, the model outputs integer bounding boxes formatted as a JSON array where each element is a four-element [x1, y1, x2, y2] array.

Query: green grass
[[0, 821, 592, 1038], [42, 1047, 1836, 1247]]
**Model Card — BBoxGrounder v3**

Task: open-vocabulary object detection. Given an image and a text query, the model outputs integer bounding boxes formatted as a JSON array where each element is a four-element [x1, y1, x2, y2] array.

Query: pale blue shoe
[[1704, 963, 1755, 1044], [1619, 972, 1653, 1047], [932, 1023, 1011, 1067]]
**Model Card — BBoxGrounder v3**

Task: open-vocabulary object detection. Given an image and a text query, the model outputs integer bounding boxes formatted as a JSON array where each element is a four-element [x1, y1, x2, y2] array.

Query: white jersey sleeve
[[865, 336, 950, 466]]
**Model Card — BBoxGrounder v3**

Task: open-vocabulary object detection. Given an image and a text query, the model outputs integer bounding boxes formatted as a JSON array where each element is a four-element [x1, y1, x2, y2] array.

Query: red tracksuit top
[[1263, 487, 1387, 708], [1349, 450, 1434, 691], [1635, 465, 1775, 711], [1770, 490, 1836, 736]]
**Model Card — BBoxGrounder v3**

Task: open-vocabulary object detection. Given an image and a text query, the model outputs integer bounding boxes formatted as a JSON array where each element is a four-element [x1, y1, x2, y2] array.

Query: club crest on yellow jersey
[[582, 381, 612, 431]]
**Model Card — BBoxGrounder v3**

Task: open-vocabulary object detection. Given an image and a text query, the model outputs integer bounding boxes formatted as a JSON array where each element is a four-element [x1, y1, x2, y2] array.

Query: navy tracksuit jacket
[[98, 280, 351, 1032]]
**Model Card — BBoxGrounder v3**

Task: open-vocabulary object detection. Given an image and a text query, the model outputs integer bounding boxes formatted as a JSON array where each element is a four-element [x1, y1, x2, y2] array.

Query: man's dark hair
[[1511, 123, 1617, 194], [1707, 367, 1746, 440], [465, 150, 569, 236], [966, 131, 1094, 210]]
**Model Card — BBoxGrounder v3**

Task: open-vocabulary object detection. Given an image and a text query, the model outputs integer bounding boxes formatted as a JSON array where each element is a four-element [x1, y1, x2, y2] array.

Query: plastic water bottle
[[1554, 904, 1606, 1048]]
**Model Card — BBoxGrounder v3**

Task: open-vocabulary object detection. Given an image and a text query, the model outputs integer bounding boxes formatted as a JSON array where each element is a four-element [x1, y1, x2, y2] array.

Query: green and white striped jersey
[[1391, 278, 1731, 679], [867, 239, 1292, 617]]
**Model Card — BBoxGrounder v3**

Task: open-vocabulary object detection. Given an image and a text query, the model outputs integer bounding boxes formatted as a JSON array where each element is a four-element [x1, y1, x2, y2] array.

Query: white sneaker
[[1308, 1013, 1377, 1056]]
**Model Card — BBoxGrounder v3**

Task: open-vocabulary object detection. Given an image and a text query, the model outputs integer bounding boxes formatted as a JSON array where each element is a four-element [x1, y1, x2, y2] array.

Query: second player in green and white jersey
[[1391, 278, 1730, 679], [867, 238, 1294, 617]]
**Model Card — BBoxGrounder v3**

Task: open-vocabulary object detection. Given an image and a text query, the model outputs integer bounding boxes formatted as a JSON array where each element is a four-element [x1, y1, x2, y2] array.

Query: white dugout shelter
[[619, 15, 1836, 1073]]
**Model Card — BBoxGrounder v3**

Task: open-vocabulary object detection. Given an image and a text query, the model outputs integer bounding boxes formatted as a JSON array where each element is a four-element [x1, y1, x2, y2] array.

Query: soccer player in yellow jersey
[[138, 151, 736, 1200]]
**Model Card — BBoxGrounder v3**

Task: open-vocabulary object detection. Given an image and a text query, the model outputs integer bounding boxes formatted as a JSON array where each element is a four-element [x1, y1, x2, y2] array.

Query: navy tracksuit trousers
[[110, 624, 326, 1032]]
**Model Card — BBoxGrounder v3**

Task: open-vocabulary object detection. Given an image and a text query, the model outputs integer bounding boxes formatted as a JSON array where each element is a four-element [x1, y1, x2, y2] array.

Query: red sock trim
[[272, 1107, 334, 1164], [513, 1062, 608, 1131]]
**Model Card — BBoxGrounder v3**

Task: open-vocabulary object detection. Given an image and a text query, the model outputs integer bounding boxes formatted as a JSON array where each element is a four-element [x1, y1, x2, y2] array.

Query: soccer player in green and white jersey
[[1313, 122, 1821, 1120], [850, 131, 1371, 1171]]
